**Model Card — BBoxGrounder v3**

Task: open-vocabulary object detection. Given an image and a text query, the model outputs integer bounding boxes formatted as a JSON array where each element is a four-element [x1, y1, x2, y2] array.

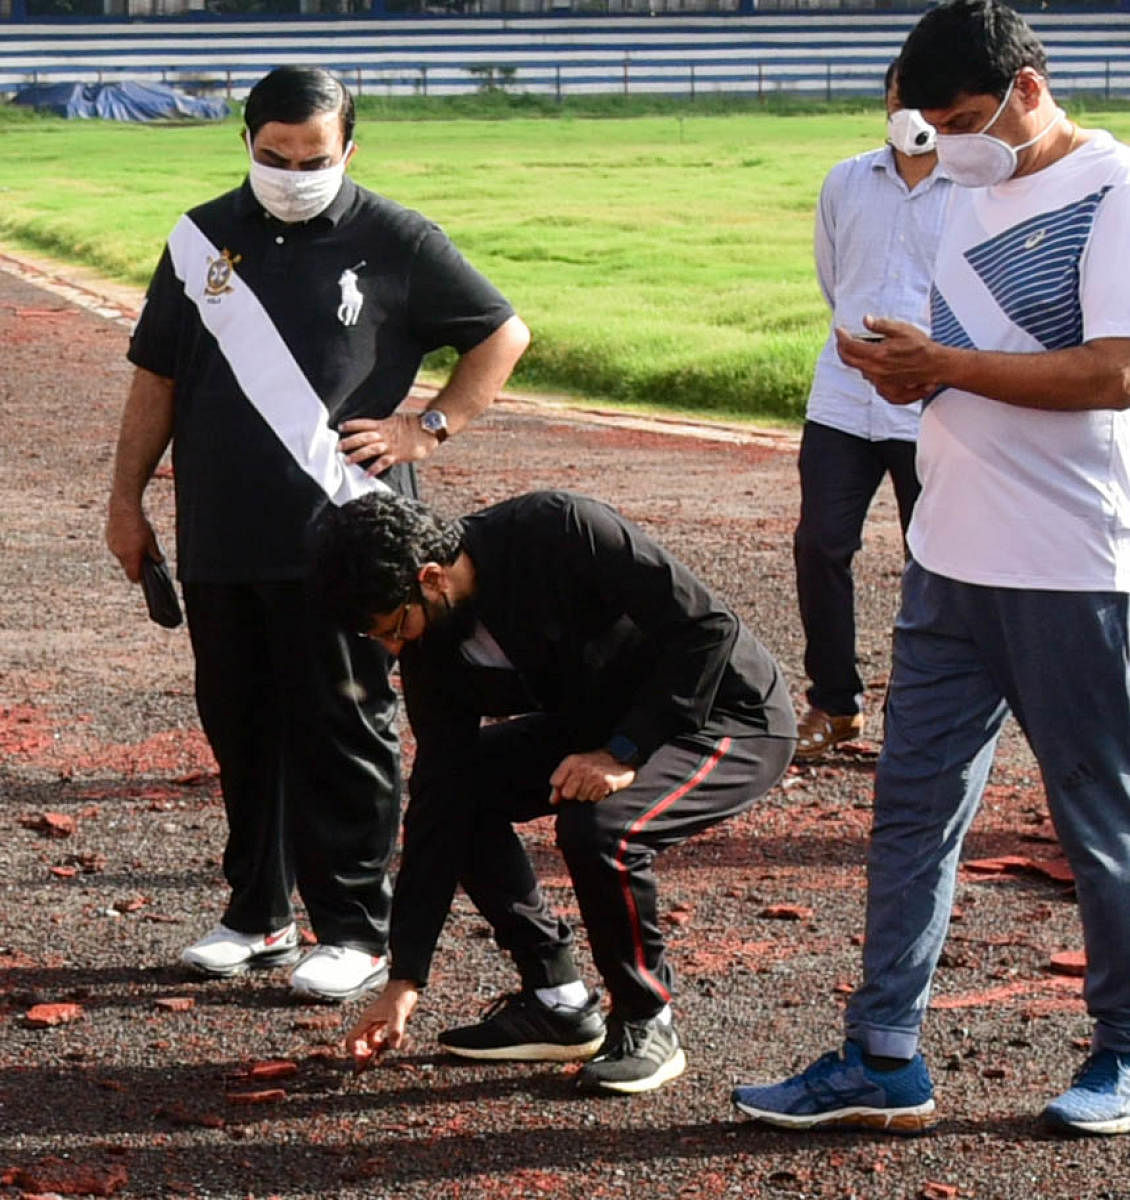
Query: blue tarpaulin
[[13, 81, 229, 122]]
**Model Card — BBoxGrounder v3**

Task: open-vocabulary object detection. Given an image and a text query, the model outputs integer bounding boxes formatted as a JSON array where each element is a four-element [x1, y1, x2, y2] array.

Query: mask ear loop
[[1003, 72, 1068, 161]]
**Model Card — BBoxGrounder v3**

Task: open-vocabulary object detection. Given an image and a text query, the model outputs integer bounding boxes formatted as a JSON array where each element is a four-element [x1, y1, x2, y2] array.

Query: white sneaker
[[289, 945, 388, 1002], [181, 922, 300, 978]]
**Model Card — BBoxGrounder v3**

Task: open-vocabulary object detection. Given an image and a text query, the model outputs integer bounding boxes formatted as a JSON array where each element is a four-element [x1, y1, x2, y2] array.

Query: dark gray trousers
[[794, 420, 920, 716]]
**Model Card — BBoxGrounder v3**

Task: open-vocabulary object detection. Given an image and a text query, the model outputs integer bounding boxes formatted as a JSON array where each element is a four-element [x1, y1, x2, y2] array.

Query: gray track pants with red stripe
[[459, 715, 794, 1020]]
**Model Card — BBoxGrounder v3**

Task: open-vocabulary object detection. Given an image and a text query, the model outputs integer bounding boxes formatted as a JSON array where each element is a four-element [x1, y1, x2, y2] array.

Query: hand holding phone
[[140, 554, 183, 628]]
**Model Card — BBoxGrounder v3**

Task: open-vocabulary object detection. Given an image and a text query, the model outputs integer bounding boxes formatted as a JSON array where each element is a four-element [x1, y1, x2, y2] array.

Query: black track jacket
[[389, 491, 795, 984]]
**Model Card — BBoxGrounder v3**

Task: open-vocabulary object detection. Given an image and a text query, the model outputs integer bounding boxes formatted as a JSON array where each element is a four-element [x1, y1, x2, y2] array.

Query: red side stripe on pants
[[613, 736, 733, 1004]]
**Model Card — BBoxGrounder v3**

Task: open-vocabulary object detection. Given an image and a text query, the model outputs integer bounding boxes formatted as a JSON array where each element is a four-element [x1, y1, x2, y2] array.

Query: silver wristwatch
[[419, 409, 449, 443]]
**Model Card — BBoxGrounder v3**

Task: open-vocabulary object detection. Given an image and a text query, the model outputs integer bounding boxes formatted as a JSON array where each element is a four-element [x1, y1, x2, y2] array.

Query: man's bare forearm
[[934, 337, 1130, 412], [425, 314, 531, 434], [106, 367, 176, 580], [109, 367, 176, 505]]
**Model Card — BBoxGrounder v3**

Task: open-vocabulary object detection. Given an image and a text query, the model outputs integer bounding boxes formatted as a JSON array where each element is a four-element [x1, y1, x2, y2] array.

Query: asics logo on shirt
[[963, 186, 1112, 350]]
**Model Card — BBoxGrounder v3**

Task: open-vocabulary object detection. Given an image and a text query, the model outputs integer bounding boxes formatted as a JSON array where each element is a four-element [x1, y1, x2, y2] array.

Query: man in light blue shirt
[[793, 62, 951, 758]]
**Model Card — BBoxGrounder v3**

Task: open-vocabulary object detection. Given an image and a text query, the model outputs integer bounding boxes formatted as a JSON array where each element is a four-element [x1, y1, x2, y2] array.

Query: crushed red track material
[[0, 259, 1110, 1198]]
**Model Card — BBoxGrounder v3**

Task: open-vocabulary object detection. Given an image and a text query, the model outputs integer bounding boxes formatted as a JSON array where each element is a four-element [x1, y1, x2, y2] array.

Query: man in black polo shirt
[[105, 66, 529, 1002], [314, 490, 796, 1093]]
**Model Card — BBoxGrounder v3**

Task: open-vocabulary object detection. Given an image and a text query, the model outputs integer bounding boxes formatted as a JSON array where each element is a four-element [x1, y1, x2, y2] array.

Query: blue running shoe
[[1044, 1049, 1130, 1136], [731, 1040, 936, 1134]]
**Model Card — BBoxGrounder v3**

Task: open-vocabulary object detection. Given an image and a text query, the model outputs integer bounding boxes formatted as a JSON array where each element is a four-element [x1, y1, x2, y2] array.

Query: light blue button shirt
[[807, 145, 953, 442]]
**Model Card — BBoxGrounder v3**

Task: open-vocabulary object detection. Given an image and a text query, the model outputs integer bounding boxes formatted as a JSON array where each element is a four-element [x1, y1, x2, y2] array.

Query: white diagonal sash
[[167, 214, 390, 505]]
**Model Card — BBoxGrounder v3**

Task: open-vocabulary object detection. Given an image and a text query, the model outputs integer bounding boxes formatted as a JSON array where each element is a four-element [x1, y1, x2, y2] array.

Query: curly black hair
[[311, 493, 463, 634], [898, 0, 1047, 112]]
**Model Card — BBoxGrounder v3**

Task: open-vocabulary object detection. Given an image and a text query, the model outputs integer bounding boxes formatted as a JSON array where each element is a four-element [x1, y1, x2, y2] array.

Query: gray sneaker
[[578, 1013, 687, 1094]]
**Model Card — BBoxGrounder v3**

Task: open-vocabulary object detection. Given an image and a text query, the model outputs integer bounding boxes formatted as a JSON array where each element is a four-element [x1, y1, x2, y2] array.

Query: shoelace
[[603, 1017, 656, 1060]]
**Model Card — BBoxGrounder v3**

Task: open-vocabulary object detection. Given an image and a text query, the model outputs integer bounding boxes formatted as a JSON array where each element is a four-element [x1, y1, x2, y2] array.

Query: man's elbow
[[478, 315, 530, 399], [500, 314, 532, 366]]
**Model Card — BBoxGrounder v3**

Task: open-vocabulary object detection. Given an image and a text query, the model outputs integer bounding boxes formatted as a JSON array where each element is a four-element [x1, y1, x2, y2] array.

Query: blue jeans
[[846, 560, 1130, 1057]]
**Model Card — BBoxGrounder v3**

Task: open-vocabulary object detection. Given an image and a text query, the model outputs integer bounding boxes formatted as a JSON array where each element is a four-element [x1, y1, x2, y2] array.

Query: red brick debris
[[246, 1059, 300, 1082], [0, 704, 57, 759], [2, 1156, 129, 1196], [24, 1002, 85, 1028], [226, 1088, 287, 1105], [759, 904, 815, 921], [1048, 949, 1087, 977], [962, 855, 1074, 885], [19, 811, 76, 838], [153, 996, 195, 1012]]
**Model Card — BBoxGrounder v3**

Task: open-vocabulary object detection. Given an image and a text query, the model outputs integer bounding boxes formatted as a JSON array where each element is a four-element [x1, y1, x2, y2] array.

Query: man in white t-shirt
[[731, 0, 1130, 1137]]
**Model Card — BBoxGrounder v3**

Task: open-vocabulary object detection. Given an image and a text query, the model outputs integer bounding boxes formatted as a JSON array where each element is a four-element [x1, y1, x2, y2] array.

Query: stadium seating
[[2, 11, 1129, 101]]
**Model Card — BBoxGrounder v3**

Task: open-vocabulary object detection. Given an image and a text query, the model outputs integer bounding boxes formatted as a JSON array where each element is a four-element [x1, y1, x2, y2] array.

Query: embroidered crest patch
[[205, 249, 242, 297]]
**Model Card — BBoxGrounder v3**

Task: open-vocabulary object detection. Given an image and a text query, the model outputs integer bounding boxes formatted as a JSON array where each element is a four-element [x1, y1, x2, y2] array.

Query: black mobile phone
[[140, 555, 184, 628], [854, 331, 886, 343]]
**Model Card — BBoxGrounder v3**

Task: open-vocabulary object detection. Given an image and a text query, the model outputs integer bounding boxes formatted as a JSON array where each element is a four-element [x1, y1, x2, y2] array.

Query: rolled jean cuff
[[845, 1021, 921, 1061]]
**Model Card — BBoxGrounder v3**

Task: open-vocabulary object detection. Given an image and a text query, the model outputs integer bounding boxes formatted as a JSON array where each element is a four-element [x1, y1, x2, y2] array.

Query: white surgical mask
[[246, 134, 351, 224], [934, 77, 1065, 187], [887, 108, 937, 157]]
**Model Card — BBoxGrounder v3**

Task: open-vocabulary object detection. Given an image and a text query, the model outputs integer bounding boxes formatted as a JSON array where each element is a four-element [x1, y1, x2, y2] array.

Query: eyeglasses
[[368, 601, 412, 644]]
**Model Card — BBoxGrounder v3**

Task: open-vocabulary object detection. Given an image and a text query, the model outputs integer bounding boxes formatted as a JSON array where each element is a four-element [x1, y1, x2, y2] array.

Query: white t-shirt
[[909, 131, 1130, 591]]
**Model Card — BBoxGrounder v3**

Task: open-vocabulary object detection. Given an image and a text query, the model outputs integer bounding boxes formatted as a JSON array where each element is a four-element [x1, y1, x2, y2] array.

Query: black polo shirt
[[128, 177, 515, 582]]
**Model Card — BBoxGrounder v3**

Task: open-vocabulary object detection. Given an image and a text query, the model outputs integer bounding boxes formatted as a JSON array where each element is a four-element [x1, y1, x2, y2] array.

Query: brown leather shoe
[[794, 707, 864, 759]]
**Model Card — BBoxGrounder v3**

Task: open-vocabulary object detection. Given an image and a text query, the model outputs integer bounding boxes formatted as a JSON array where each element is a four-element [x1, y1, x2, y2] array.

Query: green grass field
[[3, 98, 1129, 420]]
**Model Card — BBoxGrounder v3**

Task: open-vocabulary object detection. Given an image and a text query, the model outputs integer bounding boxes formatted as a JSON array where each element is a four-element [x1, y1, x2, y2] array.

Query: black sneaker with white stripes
[[578, 1012, 687, 1094], [438, 990, 605, 1062]]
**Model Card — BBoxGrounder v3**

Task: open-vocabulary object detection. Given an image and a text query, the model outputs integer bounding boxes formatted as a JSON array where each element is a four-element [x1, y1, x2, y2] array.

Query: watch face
[[420, 410, 447, 436]]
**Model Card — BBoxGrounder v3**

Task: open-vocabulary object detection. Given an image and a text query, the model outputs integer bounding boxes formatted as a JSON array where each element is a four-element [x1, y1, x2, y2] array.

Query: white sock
[[535, 980, 589, 1010], [653, 1004, 673, 1026]]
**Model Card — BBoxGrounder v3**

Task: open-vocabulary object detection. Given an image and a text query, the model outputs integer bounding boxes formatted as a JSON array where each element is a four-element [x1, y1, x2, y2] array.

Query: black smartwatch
[[606, 734, 641, 767]]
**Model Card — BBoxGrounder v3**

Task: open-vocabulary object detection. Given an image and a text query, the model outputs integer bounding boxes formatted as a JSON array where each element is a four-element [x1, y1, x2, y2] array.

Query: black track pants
[[458, 715, 793, 1019], [184, 580, 400, 951]]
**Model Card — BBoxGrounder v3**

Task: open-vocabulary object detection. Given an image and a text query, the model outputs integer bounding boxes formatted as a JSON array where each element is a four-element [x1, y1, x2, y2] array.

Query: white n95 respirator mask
[[887, 108, 937, 157], [933, 77, 1065, 188]]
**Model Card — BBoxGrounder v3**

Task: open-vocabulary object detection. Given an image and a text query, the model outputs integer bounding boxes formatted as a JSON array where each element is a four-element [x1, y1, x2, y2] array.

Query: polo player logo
[[337, 261, 366, 327], [204, 248, 241, 298]]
